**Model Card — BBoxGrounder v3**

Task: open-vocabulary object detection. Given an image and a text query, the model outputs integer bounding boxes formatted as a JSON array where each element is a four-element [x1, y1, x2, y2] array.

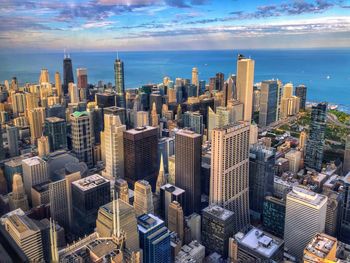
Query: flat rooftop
[[45, 117, 65, 123], [32, 181, 51, 192], [304, 233, 337, 259], [22, 156, 45, 166], [7, 214, 39, 234], [176, 129, 201, 138], [235, 227, 283, 259], [72, 174, 109, 191], [161, 184, 185, 196], [202, 205, 234, 221], [137, 213, 163, 233], [125, 125, 157, 135], [288, 186, 327, 208]]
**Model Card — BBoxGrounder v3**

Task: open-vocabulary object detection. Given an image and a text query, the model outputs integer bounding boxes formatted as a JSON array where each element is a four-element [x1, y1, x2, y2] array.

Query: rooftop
[[176, 129, 201, 138], [22, 156, 45, 166], [137, 213, 163, 233], [71, 111, 89, 118], [125, 125, 157, 135], [304, 233, 337, 260], [235, 227, 283, 258], [202, 205, 234, 221], [6, 214, 39, 234], [45, 117, 65, 123], [72, 174, 109, 191], [32, 181, 51, 192], [161, 184, 185, 196], [288, 186, 327, 208]]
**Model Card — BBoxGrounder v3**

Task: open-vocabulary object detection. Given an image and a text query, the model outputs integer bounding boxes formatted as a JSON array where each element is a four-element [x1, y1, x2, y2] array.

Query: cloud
[[82, 21, 116, 29], [0, 17, 55, 32]]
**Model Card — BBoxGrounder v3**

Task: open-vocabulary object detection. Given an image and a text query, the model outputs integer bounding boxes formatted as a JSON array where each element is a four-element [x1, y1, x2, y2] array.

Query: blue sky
[[1, 0, 350, 51]]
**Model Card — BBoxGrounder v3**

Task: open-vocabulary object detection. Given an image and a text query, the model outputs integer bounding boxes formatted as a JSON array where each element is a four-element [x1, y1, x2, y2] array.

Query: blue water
[[1, 49, 350, 107]]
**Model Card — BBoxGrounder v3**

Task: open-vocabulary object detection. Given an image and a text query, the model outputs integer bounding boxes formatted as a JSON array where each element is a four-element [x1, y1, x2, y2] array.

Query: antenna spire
[[112, 191, 117, 237]]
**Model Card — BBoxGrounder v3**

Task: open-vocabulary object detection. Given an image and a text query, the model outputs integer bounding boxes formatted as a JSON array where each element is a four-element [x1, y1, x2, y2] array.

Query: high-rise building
[[210, 122, 250, 232], [201, 205, 234, 258], [4, 214, 44, 261], [285, 149, 302, 173], [160, 184, 185, 223], [262, 196, 285, 238], [63, 55, 74, 94], [168, 201, 184, 242], [182, 111, 204, 135], [11, 93, 26, 115], [236, 55, 255, 122], [295, 84, 307, 110], [54, 72, 62, 98], [114, 58, 126, 108], [284, 186, 327, 260], [249, 144, 275, 216], [115, 178, 129, 204], [175, 129, 202, 216], [28, 107, 46, 144], [76, 68, 88, 89], [68, 83, 79, 103], [134, 180, 154, 216], [123, 126, 158, 187], [39, 68, 49, 84], [192, 67, 198, 87], [22, 156, 48, 203], [6, 124, 19, 157], [343, 134, 350, 174], [215, 72, 225, 91], [104, 106, 126, 125], [135, 111, 149, 127], [340, 172, 350, 244], [137, 213, 171, 263], [156, 154, 166, 195], [259, 80, 278, 127], [8, 173, 29, 211], [101, 114, 126, 180], [305, 102, 327, 171], [70, 111, 93, 167], [324, 190, 342, 237], [299, 130, 308, 150], [44, 117, 67, 151], [303, 233, 337, 263], [280, 83, 300, 118], [71, 174, 110, 235], [151, 102, 159, 127]]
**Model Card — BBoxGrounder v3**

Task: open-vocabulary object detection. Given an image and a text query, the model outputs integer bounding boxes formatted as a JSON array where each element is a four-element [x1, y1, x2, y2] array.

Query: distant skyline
[[1, 0, 350, 52]]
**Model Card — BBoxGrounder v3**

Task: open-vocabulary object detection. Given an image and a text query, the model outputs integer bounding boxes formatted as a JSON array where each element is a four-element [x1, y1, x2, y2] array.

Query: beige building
[[54, 71, 62, 98], [303, 233, 337, 263], [8, 173, 29, 212], [192, 67, 198, 87], [285, 149, 302, 173], [37, 136, 50, 157], [168, 201, 184, 243], [133, 180, 154, 216], [28, 107, 46, 144]]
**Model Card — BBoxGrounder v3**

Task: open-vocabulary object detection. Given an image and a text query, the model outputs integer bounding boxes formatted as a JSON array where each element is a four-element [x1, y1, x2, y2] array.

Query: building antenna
[[117, 50, 119, 60], [64, 48, 67, 59]]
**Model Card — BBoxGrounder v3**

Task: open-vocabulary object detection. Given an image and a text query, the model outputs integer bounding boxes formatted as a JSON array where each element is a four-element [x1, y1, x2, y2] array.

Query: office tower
[[151, 102, 159, 127], [96, 199, 140, 252], [22, 156, 48, 203], [54, 72, 62, 98], [299, 130, 307, 150], [11, 93, 26, 115], [156, 154, 166, 195], [284, 186, 327, 259], [114, 58, 126, 108], [295, 84, 307, 110], [215, 72, 225, 91], [123, 126, 158, 187], [8, 173, 29, 211], [70, 111, 93, 167], [28, 107, 46, 144], [37, 136, 50, 157], [253, 88, 260, 112], [280, 83, 300, 118], [259, 80, 278, 127], [95, 92, 117, 108], [249, 144, 275, 217], [49, 172, 81, 230], [101, 114, 126, 180], [135, 111, 149, 127], [262, 196, 285, 238], [71, 174, 110, 234], [210, 122, 250, 232], [303, 233, 337, 263], [207, 106, 216, 140], [39, 68, 49, 84], [68, 83, 79, 103], [104, 106, 126, 125], [4, 214, 44, 261], [283, 82, 293, 98], [340, 172, 350, 244], [168, 200, 184, 242], [305, 102, 327, 171], [44, 117, 67, 151], [192, 67, 198, 87], [324, 191, 342, 237], [202, 205, 234, 258], [63, 54, 74, 94], [225, 75, 236, 104], [236, 55, 255, 122], [229, 227, 284, 263], [343, 134, 350, 174], [150, 93, 162, 114], [115, 178, 129, 204], [158, 137, 175, 173], [285, 149, 302, 173], [0, 169, 7, 194], [134, 180, 154, 216], [77, 68, 88, 89], [175, 129, 202, 215], [216, 106, 230, 128], [182, 111, 204, 135], [160, 184, 185, 222], [6, 124, 19, 157], [249, 122, 258, 145], [31, 181, 50, 207], [137, 213, 171, 263]]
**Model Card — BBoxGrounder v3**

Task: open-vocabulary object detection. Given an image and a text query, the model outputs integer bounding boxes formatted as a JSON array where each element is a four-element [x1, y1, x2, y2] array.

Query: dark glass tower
[[295, 85, 307, 110], [63, 55, 74, 94], [114, 58, 126, 108], [259, 80, 278, 127], [305, 102, 327, 171]]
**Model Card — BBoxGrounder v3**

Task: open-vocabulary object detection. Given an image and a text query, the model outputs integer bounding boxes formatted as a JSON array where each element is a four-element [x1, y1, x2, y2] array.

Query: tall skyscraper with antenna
[[114, 56, 126, 108], [63, 51, 74, 95]]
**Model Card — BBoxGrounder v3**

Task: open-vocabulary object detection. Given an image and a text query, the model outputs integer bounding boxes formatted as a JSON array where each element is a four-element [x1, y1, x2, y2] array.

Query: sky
[[1, 0, 350, 51]]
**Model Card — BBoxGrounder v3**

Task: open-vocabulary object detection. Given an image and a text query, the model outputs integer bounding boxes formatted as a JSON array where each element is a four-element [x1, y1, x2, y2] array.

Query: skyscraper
[[215, 72, 225, 91], [249, 144, 275, 217], [70, 111, 93, 167], [182, 111, 204, 135], [68, 83, 79, 103], [192, 67, 198, 87], [340, 172, 350, 244], [101, 114, 126, 180], [295, 84, 307, 110], [54, 72, 62, 98], [343, 134, 350, 174], [156, 154, 166, 195], [160, 184, 185, 223], [210, 122, 250, 232], [259, 80, 278, 127], [115, 178, 129, 204], [151, 102, 159, 127], [39, 68, 49, 84], [44, 117, 67, 151], [284, 186, 327, 260], [8, 173, 29, 211], [262, 196, 286, 238], [123, 126, 158, 187], [168, 201, 184, 242], [133, 180, 154, 216], [305, 102, 327, 171], [37, 136, 50, 157], [6, 124, 19, 157], [63, 54, 74, 94], [114, 58, 126, 108], [175, 129, 202, 215], [236, 55, 255, 122], [28, 107, 46, 144]]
